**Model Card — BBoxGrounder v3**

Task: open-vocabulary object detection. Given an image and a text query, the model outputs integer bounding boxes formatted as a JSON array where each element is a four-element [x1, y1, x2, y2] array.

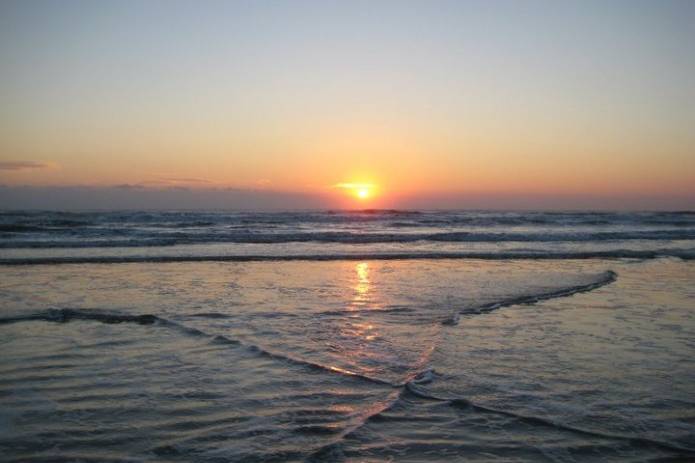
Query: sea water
[[1, 210, 694, 461]]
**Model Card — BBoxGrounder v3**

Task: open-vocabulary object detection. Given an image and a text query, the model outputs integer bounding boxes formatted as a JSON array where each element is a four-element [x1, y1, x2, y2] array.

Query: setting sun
[[335, 182, 376, 202]]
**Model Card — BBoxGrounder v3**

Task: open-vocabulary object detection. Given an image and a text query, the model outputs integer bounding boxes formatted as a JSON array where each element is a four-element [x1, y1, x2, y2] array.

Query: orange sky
[[1, 2, 694, 209]]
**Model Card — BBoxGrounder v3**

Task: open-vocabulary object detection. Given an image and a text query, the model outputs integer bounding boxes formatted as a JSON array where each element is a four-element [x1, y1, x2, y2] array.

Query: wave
[[3, 229, 695, 247], [3, 209, 695, 224], [1, 249, 693, 265], [328, 209, 422, 215], [0, 269, 617, 386], [0, 269, 614, 379], [0, 308, 398, 387], [442, 270, 617, 325], [404, 382, 695, 456], [0, 308, 160, 325], [309, 358, 695, 460], [8, 270, 675, 460]]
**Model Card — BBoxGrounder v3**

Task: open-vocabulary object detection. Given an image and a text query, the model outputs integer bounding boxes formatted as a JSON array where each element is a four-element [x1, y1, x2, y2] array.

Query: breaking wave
[[3, 229, 695, 248], [403, 383, 695, 456], [0, 250, 693, 266], [443, 270, 617, 324], [0, 270, 617, 385]]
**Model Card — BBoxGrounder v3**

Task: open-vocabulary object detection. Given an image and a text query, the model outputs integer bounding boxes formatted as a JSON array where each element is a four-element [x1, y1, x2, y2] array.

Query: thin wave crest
[[443, 270, 617, 324], [403, 382, 695, 456], [0, 308, 398, 387], [1, 250, 692, 265], [0, 308, 159, 325], [3, 229, 695, 248]]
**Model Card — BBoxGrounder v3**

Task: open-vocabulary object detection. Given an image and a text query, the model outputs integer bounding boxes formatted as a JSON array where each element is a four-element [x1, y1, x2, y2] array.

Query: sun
[[334, 182, 377, 202]]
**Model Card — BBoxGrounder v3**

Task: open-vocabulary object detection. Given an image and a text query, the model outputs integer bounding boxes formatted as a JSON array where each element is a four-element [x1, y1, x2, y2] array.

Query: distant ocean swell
[[2, 210, 694, 267], [1, 250, 693, 265], [2, 210, 695, 226], [3, 229, 695, 248]]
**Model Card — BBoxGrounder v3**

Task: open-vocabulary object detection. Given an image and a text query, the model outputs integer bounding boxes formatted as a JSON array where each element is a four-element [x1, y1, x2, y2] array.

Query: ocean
[[1, 210, 694, 462]]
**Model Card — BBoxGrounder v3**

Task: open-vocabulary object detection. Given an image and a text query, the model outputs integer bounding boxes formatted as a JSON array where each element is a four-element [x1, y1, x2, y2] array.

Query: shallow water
[[1, 257, 694, 462]]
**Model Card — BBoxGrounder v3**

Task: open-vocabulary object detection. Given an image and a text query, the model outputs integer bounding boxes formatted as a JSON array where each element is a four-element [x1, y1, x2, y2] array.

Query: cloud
[[160, 177, 212, 184], [334, 182, 374, 190], [0, 185, 333, 210], [146, 176, 213, 185], [0, 161, 54, 171], [1, 184, 693, 210], [114, 183, 147, 190]]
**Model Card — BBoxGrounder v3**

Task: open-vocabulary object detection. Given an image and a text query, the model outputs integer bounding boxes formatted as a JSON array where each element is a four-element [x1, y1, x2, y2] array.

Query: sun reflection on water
[[356, 262, 369, 295], [346, 262, 380, 341], [348, 262, 371, 310], [325, 261, 389, 378]]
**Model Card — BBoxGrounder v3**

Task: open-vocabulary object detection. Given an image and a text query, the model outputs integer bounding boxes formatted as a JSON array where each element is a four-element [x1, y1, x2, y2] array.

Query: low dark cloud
[[0, 161, 53, 171], [0, 185, 692, 211], [0, 185, 332, 210], [146, 177, 213, 185], [113, 183, 147, 190]]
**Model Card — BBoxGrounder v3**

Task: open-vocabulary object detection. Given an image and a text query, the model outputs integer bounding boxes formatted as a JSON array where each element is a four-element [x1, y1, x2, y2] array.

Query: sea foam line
[[0, 308, 397, 387], [443, 270, 618, 325], [404, 382, 695, 456]]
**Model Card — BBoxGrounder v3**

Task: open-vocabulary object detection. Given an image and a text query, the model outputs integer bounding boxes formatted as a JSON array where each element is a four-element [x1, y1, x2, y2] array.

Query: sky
[[1, 0, 694, 210]]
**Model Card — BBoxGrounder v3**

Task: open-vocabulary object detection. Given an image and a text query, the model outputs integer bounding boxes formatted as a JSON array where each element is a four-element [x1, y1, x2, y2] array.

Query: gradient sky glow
[[1, 0, 694, 209]]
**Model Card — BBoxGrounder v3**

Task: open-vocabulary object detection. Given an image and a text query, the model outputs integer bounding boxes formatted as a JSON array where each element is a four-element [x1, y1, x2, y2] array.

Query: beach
[[3, 1, 694, 459], [1, 211, 694, 461]]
